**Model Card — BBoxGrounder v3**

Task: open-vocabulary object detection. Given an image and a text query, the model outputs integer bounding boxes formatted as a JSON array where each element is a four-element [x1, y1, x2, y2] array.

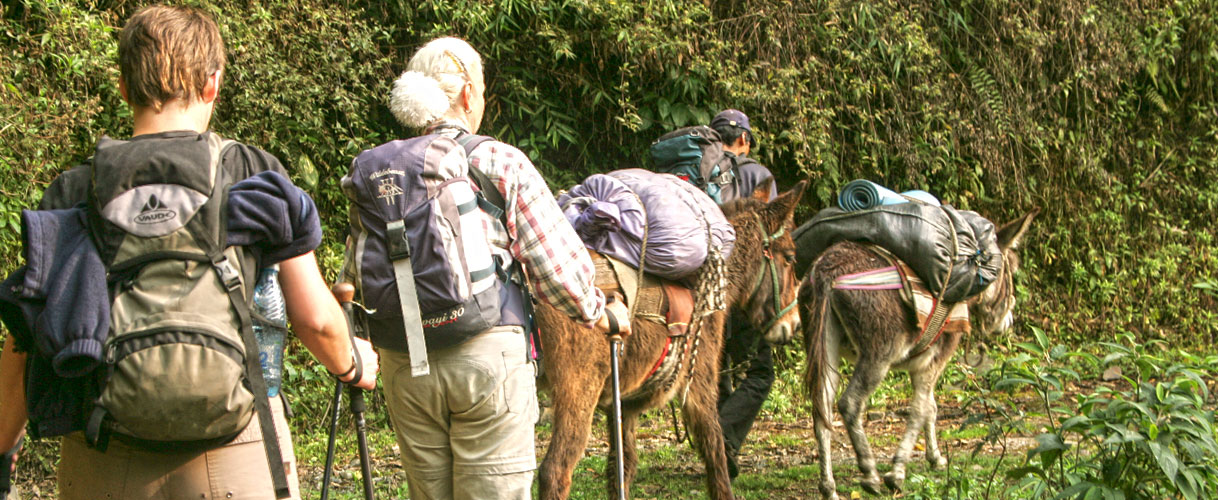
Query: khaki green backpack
[[84, 132, 289, 498]]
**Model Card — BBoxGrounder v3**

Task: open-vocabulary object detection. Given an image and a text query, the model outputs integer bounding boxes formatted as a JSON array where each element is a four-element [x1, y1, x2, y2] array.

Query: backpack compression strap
[[386, 219, 430, 378]]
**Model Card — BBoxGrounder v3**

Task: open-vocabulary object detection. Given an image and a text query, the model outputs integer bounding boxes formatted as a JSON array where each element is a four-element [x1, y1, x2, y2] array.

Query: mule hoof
[[929, 455, 948, 470], [861, 477, 883, 495], [883, 472, 905, 492], [819, 481, 838, 500]]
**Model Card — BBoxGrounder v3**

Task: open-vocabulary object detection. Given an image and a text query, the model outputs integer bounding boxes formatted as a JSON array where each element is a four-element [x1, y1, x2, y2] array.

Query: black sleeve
[[38, 163, 92, 210], [221, 143, 288, 182]]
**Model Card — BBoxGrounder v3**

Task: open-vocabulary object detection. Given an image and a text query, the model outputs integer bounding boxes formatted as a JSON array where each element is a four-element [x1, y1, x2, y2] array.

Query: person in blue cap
[[709, 108, 778, 479], [710, 109, 777, 203]]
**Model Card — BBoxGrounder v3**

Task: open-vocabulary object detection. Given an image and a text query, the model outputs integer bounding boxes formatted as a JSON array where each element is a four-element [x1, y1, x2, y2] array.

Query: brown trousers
[[58, 396, 298, 500]]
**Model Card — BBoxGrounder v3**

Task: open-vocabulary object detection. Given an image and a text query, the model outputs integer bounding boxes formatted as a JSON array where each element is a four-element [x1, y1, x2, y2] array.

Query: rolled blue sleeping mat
[[837, 179, 903, 211], [837, 179, 941, 211]]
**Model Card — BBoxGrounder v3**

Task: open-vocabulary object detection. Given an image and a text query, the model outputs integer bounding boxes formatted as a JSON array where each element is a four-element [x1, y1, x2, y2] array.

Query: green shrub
[[972, 330, 1218, 499]]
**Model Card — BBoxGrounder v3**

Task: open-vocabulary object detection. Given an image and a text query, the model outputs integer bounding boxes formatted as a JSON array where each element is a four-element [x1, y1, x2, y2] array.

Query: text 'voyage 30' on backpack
[[650, 125, 736, 204], [342, 134, 505, 378], [85, 133, 291, 498]]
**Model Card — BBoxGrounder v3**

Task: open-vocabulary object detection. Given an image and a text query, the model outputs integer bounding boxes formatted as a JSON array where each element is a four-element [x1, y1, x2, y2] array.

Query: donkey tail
[[800, 264, 835, 427]]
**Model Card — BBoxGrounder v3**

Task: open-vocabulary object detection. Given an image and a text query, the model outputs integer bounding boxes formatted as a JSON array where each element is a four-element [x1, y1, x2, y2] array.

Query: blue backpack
[[342, 134, 505, 377]]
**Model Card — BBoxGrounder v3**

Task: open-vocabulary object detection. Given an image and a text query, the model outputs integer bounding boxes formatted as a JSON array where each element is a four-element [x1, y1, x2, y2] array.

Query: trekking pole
[[319, 358, 345, 500], [0, 436, 22, 500], [606, 294, 627, 500], [333, 283, 375, 500]]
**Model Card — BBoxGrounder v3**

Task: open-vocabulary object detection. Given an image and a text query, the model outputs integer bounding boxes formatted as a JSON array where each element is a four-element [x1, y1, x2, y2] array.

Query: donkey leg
[[923, 332, 962, 471], [837, 358, 891, 495], [539, 360, 609, 500], [919, 366, 949, 470], [924, 402, 948, 470], [683, 362, 735, 500], [606, 407, 642, 499], [885, 362, 949, 491], [814, 357, 843, 500]]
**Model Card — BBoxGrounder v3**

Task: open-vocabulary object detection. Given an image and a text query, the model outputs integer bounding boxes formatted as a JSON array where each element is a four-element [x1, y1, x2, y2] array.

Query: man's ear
[[461, 80, 474, 112], [751, 177, 775, 201], [119, 77, 130, 104], [201, 69, 223, 104], [733, 135, 749, 150]]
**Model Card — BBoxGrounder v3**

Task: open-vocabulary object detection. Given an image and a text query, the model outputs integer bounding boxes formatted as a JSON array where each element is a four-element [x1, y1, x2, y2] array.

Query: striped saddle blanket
[[831, 245, 969, 349]]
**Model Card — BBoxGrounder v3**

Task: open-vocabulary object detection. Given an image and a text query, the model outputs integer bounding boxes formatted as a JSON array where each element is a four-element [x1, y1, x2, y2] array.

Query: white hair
[[389, 37, 483, 128]]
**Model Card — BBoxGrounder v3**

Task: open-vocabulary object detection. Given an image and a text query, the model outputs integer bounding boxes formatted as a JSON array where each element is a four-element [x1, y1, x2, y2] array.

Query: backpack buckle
[[212, 255, 242, 291], [709, 166, 736, 186], [386, 220, 411, 261]]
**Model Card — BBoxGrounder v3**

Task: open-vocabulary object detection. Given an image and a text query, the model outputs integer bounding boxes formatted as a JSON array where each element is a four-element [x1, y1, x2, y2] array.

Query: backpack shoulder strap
[[213, 252, 291, 499], [454, 133, 540, 357], [213, 136, 292, 499], [455, 134, 505, 217]]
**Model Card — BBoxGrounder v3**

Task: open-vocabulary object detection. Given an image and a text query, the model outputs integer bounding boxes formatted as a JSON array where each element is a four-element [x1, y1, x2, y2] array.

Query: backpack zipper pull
[[104, 340, 118, 365]]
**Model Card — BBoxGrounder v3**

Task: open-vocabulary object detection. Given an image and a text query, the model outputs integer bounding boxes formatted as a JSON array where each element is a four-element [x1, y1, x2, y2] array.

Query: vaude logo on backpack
[[342, 134, 504, 376], [134, 195, 176, 224], [84, 132, 290, 497], [650, 125, 736, 204]]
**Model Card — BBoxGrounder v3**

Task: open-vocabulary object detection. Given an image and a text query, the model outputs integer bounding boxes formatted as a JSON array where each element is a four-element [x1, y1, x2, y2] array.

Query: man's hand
[[593, 293, 632, 339], [340, 337, 379, 390]]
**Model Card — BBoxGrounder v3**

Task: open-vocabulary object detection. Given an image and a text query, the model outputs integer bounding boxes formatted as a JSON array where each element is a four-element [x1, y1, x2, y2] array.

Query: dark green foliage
[[3, 0, 1215, 341], [5, 0, 1214, 348]]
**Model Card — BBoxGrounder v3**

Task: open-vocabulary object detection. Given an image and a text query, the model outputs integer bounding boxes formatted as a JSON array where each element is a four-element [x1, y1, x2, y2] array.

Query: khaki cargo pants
[[382, 326, 538, 500], [58, 395, 299, 500]]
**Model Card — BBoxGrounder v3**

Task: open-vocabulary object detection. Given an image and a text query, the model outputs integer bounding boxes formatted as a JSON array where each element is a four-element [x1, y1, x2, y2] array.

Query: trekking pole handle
[[605, 291, 624, 341], [330, 282, 368, 387], [331, 282, 369, 342], [332, 282, 356, 305]]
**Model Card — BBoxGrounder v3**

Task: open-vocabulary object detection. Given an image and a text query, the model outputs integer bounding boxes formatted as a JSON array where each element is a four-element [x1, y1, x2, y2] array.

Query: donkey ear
[[766, 179, 808, 223], [997, 207, 1040, 250], [751, 177, 775, 202]]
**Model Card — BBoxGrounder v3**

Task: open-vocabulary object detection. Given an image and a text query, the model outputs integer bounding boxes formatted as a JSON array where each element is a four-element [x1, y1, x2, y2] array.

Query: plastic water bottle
[[252, 265, 288, 397]]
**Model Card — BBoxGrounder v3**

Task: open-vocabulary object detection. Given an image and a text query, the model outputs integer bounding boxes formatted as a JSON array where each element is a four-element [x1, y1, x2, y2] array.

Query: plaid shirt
[[434, 125, 605, 324]]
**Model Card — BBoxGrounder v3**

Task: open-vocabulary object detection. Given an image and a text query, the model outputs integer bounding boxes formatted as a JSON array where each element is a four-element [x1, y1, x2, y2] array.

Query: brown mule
[[800, 209, 1037, 499], [537, 179, 808, 500]]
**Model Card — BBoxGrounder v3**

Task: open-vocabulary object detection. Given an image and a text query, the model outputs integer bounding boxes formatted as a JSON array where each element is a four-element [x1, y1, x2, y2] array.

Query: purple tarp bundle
[[558, 168, 735, 281]]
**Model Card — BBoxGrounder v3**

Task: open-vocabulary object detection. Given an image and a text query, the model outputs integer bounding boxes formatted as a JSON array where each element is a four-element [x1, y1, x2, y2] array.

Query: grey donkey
[[800, 209, 1038, 499]]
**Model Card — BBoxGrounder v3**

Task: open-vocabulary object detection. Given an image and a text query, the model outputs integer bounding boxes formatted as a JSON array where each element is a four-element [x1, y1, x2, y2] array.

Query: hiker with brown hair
[[340, 36, 630, 500], [0, 5, 377, 499]]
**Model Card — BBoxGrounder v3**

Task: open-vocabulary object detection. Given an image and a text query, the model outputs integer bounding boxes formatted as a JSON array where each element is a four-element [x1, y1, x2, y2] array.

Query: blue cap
[[710, 109, 756, 148]]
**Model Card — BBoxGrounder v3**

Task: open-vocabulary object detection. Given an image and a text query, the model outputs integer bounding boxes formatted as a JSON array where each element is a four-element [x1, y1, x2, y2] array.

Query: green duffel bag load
[[794, 181, 1002, 304]]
